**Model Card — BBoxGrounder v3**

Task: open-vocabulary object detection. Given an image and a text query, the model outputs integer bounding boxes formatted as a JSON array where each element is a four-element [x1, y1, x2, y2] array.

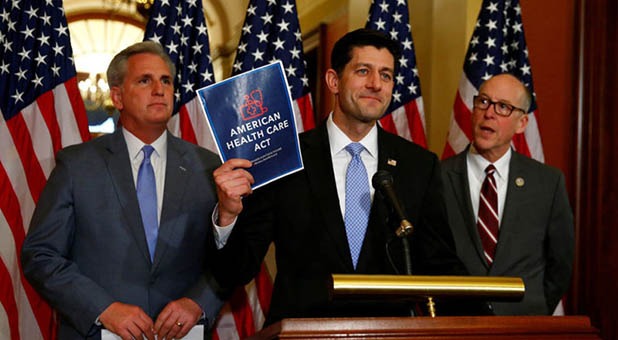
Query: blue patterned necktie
[[137, 145, 158, 261], [344, 143, 372, 269]]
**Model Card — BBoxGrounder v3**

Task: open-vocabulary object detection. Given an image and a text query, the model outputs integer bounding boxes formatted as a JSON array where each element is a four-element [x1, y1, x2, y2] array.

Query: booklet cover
[[197, 62, 304, 189]]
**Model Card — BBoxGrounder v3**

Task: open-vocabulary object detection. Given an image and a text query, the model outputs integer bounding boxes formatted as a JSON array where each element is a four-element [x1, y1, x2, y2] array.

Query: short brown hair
[[106, 41, 176, 88]]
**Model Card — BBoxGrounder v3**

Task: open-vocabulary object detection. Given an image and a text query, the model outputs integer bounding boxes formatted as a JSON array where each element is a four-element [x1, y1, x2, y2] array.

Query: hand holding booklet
[[197, 62, 304, 189]]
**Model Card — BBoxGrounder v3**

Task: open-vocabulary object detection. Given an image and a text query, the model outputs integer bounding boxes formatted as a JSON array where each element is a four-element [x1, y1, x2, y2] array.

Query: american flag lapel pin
[[387, 158, 397, 167]]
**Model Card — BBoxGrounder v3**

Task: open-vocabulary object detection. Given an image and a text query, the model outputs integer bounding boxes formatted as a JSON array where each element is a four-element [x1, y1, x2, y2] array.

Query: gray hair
[[106, 41, 176, 88]]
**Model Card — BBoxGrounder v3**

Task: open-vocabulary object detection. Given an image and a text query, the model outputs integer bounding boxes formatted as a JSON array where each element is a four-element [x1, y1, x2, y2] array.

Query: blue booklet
[[197, 62, 304, 189]]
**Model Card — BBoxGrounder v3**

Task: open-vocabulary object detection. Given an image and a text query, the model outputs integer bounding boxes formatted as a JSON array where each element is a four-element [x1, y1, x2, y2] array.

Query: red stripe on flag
[[512, 132, 531, 158], [378, 114, 397, 135], [442, 142, 456, 160], [296, 94, 315, 131], [453, 91, 473, 142], [254, 263, 272, 316], [35, 91, 62, 155], [0, 163, 54, 340], [228, 286, 255, 339], [0, 258, 21, 340], [5, 114, 46, 203], [404, 101, 427, 148], [178, 105, 198, 145], [64, 78, 91, 143]]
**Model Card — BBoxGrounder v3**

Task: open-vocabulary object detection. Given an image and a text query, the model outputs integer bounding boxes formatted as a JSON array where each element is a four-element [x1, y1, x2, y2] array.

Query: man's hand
[[154, 298, 202, 340], [99, 302, 155, 340], [213, 158, 254, 226]]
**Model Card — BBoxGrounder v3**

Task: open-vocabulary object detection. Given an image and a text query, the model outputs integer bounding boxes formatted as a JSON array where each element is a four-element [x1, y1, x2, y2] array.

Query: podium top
[[330, 274, 524, 301]]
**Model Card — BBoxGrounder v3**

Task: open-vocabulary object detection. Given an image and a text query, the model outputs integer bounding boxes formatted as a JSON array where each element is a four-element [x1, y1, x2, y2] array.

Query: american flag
[[366, 0, 427, 147], [442, 0, 544, 161], [214, 0, 315, 338], [0, 0, 90, 339], [144, 0, 218, 152], [231, 0, 315, 132]]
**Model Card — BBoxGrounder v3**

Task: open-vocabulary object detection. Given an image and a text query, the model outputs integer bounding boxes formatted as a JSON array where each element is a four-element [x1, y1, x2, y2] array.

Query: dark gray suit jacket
[[441, 148, 574, 315], [22, 129, 224, 339], [212, 123, 472, 325]]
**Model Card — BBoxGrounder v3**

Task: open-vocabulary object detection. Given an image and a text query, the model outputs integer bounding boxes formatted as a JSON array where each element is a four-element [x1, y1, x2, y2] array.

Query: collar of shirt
[[466, 146, 511, 226], [467, 145, 511, 183], [326, 114, 379, 217], [123, 128, 168, 223]]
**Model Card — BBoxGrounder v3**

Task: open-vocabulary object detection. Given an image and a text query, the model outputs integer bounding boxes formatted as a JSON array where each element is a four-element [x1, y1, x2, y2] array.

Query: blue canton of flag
[[463, 0, 537, 112], [144, 0, 218, 150], [366, 0, 427, 147], [144, 0, 214, 114], [232, 0, 315, 132], [0, 0, 75, 119]]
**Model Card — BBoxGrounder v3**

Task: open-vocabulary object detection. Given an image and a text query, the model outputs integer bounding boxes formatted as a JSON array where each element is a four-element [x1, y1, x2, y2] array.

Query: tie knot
[[485, 164, 496, 176], [345, 143, 365, 157], [142, 145, 155, 159]]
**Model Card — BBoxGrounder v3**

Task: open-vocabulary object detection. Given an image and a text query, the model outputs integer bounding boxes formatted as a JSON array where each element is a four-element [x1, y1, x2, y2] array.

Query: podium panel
[[248, 316, 600, 340]]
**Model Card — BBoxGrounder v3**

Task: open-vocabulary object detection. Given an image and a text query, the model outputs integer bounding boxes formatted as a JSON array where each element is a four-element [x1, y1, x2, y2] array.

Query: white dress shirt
[[466, 146, 511, 227], [123, 129, 167, 224], [327, 114, 378, 218]]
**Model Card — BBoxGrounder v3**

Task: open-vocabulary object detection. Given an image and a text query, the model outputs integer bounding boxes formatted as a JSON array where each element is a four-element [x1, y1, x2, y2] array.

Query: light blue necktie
[[344, 143, 371, 269], [137, 145, 158, 261]]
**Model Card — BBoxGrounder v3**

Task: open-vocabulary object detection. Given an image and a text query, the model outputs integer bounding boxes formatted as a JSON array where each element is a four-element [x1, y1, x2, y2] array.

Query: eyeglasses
[[473, 95, 527, 117]]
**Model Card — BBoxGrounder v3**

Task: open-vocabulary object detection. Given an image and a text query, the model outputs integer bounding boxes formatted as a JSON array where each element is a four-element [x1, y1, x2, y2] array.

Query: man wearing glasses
[[441, 73, 574, 315]]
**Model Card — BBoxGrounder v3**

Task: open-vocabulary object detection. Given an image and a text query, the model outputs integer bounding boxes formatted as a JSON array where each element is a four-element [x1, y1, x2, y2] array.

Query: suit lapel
[[447, 150, 488, 269], [152, 133, 191, 271], [491, 151, 526, 273], [302, 124, 355, 270], [104, 129, 152, 265]]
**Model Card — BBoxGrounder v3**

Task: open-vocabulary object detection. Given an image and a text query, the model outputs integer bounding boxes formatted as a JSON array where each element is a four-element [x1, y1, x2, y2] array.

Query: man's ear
[[515, 113, 529, 134], [110, 87, 123, 112], [325, 69, 340, 95]]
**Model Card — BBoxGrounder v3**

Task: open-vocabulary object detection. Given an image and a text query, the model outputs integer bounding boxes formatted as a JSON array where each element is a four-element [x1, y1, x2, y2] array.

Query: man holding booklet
[[210, 29, 477, 325]]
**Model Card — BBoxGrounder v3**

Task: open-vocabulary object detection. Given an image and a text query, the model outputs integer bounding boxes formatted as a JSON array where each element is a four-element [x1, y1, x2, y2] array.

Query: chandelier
[[78, 74, 114, 113]]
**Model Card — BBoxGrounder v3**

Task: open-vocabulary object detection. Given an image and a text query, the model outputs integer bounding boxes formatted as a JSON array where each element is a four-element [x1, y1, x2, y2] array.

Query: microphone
[[372, 170, 414, 238]]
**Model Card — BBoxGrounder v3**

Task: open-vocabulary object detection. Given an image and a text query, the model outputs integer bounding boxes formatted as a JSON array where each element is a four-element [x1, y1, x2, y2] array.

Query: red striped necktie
[[477, 164, 499, 266]]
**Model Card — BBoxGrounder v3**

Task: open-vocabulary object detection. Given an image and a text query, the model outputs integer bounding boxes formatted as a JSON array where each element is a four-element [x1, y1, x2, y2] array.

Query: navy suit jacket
[[211, 123, 471, 325], [441, 148, 574, 315], [22, 129, 225, 339]]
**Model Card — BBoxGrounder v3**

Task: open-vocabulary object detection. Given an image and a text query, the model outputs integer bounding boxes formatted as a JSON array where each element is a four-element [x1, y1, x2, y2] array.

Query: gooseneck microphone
[[371, 170, 414, 238]]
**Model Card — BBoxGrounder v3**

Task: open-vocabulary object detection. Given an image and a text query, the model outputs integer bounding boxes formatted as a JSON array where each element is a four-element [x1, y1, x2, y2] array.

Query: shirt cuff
[[211, 203, 236, 249]]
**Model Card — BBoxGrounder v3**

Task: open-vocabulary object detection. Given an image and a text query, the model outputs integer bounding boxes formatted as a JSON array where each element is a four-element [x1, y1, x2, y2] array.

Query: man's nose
[[367, 71, 382, 90], [152, 80, 164, 95]]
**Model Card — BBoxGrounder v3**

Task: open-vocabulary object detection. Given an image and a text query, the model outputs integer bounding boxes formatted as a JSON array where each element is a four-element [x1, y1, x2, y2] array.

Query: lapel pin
[[179, 166, 187, 172], [515, 177, 525, 187], [387, 158, 397, 167]]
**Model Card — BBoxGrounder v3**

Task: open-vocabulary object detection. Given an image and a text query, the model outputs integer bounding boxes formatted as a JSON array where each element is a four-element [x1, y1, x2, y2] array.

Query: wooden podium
[[247, 316, 601, 340]]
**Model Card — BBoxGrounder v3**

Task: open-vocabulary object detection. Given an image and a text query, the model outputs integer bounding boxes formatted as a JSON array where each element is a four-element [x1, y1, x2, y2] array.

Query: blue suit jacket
[[22, 129, 224, 339]]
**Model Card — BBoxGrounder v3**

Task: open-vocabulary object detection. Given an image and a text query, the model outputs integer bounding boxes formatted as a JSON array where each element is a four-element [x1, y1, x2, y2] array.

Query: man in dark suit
[[21, 42, 224, 340], [211, 29, 469, 325], [441, 73, 574, 315]]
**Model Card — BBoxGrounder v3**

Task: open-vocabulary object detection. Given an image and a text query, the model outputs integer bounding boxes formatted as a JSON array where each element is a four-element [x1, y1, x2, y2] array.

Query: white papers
[[101, 325, 204, 340]]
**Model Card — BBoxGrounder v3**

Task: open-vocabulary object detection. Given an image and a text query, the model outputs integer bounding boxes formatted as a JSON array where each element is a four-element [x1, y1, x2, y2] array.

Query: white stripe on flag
[[0, 300, 9, 340], [214, 303, 241, 340], [0, 213, 44, 340], [21, 102, 55, 179], [459, 74, 478, 111], [54, 83, 84, 148], [447, 108, 470, 152], [167, 113, 181, 138], [416, 96, 426, 129], [292, 98, 308, 133], [389, 106, 412, 141], [244, 279, 265, 330], [0, 117, 37, 228], [524, 111, 545, 162], [184, 97, 218, 153]]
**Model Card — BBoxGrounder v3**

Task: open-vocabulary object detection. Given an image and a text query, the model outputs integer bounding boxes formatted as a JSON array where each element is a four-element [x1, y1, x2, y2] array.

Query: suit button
[[487, 303, 493, 311]]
